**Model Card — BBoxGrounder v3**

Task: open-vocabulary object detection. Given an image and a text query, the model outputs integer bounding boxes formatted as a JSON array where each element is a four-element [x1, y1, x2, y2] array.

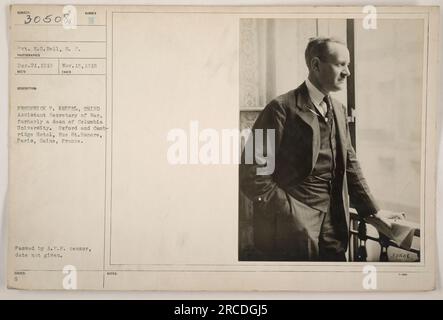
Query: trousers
[[318, 204, 347, 261], [253, 192, 347, 261]]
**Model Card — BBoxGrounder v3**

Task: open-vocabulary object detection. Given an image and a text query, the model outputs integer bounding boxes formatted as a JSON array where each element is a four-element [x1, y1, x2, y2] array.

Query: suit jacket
[[239, 82, 379, 260]]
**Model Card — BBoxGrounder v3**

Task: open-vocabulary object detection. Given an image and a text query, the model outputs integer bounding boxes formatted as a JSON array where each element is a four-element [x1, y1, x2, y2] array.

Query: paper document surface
[[7, 5, 438, 291]]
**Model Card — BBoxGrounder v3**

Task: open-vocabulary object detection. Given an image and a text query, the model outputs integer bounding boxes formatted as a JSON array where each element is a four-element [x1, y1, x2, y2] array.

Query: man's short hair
[[304, 37, 346, 69]]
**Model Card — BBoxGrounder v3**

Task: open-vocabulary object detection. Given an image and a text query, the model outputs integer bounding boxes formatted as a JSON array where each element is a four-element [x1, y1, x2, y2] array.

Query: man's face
[[316, 42, 350, 93]]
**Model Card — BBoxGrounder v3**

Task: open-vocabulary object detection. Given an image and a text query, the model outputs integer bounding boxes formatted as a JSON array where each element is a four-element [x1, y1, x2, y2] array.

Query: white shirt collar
[[305, 78, 326, 110]]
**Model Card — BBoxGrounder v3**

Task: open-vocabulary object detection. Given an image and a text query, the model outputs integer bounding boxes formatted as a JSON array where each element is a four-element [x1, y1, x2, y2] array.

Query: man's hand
[[364, 209, 406, 239]]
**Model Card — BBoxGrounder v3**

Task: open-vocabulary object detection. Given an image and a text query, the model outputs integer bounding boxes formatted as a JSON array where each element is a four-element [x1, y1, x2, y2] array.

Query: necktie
[[323, 95, 332, 122]]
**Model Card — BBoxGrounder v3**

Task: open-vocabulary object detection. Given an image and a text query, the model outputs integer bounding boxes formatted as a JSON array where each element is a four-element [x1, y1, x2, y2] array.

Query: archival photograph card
[[7, 5, 439, 291]]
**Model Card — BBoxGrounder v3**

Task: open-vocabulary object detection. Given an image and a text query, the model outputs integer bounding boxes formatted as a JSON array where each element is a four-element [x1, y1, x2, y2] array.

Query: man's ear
[[311, 57, 320, 72]]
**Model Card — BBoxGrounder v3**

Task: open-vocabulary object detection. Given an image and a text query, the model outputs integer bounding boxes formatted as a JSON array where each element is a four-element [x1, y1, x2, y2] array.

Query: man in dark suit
[[240, 37, 403, 261]]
